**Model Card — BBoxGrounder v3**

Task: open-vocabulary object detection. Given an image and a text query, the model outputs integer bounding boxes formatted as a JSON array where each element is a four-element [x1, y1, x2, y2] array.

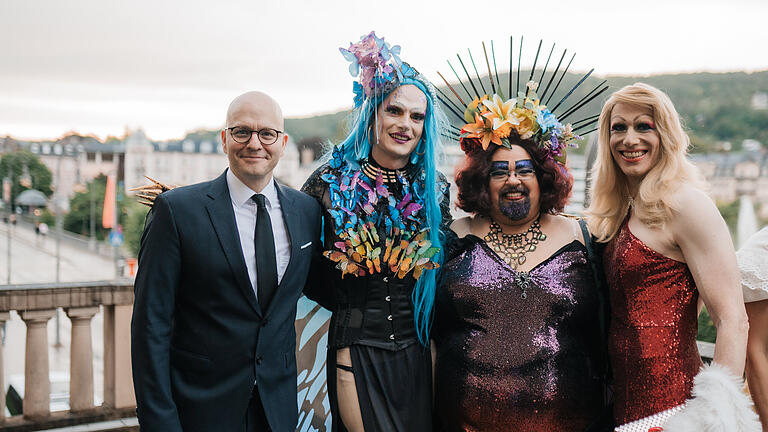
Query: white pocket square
[[300, 241, 312, 249]]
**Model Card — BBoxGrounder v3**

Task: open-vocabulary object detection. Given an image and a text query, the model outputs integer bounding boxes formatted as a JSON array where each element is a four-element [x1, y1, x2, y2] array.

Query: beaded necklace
[[484, 216, 547, 299], [484, 216, 547, 269]]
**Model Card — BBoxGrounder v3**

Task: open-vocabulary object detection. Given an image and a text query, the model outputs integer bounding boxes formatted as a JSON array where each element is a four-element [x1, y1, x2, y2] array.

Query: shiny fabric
[[605, 218, 701, 425], [433, 236, 604, 431]]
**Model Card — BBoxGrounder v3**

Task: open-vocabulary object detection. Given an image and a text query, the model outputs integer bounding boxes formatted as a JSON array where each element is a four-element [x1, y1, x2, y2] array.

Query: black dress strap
[[578, 218, 615, 432]]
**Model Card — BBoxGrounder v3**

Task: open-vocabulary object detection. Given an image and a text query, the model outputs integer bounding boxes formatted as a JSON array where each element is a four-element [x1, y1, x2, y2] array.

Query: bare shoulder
[[450, 216, 474, 238], [669, 185, 719, 224], [545, 213, 586, 244], [668, 185, 725, 239]]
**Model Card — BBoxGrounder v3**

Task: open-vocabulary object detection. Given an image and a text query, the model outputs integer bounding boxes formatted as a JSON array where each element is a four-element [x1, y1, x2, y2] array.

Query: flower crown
[[459, 81, 579, 164], [340, 31, 434, 108], [437, 37, 606, 165]]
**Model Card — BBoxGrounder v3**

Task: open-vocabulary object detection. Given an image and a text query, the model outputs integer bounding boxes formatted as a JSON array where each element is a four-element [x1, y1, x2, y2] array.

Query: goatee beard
[[498, 187, 531, 221]]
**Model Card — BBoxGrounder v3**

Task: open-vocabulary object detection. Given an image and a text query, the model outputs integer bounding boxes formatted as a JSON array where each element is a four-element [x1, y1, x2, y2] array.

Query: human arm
[[745, 301, 768, 429], [130, 193, 183, 432], [671, 188, 749, 376], [301, 166, 336, 309]]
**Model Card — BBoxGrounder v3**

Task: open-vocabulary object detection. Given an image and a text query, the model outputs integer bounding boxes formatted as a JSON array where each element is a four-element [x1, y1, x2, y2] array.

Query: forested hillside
[[182, 70, 768, 154]]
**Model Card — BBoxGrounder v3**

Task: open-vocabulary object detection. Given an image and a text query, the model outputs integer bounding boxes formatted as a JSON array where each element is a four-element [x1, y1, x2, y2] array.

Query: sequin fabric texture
[[604, 218, 701, 425], [432, 236, 604, 431]]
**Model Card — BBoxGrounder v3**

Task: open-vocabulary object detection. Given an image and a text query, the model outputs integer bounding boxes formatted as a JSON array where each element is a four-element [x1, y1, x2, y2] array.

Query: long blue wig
[[335, 76, 447, 346]]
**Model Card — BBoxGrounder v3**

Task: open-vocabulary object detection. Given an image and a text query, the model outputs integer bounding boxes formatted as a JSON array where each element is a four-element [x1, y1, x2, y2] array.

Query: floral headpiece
[[437, 37, 606, 165], [340, 31, 433, 108]]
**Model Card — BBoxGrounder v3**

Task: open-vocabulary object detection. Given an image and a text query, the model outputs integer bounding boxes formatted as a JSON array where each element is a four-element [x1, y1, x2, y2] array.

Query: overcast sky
[[1, 0, 766, 141]]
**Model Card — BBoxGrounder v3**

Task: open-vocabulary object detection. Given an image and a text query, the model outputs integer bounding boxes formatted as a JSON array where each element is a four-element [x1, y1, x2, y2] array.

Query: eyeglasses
[[489, 167, 536, 182], [226, 126, 284, 145]]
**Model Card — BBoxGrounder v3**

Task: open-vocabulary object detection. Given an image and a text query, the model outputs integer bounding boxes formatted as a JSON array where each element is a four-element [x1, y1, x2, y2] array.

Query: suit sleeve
[[131, 193, 183, 432]]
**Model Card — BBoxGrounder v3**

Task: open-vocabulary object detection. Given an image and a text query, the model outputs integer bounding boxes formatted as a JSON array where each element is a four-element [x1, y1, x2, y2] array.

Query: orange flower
[[462, 113, 500, 150], [495, 122, 513, 139]]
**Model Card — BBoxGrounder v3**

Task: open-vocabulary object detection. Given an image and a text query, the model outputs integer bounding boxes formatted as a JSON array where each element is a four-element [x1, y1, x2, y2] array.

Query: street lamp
[[3, 176, 10, 285]]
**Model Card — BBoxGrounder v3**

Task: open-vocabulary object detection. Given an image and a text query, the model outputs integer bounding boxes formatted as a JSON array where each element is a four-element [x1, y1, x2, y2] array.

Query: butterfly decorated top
[[318, 145, 442, 280]]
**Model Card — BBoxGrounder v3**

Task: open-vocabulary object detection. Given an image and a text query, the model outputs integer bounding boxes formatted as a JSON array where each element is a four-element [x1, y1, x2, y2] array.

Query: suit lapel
[[275, 182, 300, 296], [205, 172, 261, 317]]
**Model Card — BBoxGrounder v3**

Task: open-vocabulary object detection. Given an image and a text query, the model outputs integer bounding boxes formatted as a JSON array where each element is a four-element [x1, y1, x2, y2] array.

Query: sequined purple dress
[[433, 235, 605, 431]]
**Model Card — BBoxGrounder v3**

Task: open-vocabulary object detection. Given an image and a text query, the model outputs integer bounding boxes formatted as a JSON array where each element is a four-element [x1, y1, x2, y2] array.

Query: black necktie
[[253, 194, 278, 311]]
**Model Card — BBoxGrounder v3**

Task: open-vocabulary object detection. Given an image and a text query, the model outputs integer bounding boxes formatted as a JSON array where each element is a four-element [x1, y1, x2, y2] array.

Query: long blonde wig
[[586, 83, 704, 242]]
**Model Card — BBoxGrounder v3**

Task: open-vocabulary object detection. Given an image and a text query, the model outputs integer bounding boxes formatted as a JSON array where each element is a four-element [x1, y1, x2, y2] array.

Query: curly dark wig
[[454, 138, 574, 218]]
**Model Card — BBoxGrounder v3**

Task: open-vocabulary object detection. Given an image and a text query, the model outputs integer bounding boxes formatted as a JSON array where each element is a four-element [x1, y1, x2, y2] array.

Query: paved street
[[1, 221, 120, 409], [0, 222, 117, 285]]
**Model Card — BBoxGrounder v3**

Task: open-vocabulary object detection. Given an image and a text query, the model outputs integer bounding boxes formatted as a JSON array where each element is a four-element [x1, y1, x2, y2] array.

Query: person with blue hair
[[301, 32, 450, 431]]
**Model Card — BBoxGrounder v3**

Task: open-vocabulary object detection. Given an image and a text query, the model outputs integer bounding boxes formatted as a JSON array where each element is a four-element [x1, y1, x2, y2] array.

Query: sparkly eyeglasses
[[226, 126, 284, 145]]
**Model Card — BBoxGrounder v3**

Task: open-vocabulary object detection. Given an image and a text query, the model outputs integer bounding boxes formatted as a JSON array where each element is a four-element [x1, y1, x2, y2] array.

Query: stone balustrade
[[0, 280, 137, 431]]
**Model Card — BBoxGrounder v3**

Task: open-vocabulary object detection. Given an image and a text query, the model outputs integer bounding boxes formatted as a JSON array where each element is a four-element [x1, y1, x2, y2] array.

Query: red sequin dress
[[604, 217, 702, 425]]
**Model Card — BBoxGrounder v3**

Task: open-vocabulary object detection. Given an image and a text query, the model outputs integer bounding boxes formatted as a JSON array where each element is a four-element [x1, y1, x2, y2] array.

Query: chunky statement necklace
[[484, 216, 547, 270], [484, 217, 547, 299]]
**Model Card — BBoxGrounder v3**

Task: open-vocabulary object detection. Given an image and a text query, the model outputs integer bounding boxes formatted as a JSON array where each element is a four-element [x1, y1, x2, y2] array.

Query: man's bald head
[[225, 91, 284, 130], [221, 91, 288, 192]]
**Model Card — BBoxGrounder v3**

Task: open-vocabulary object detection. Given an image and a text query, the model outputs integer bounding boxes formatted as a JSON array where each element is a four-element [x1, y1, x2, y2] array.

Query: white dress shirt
[[226, 169, 291, 299]]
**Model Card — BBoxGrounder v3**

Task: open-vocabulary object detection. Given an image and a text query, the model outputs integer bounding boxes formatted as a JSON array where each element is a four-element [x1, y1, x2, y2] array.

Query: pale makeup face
[[370, 84, 427, 169], [220, 92, 287, 191], [609, 103, 661, 186], [488, 146, 541, 226]]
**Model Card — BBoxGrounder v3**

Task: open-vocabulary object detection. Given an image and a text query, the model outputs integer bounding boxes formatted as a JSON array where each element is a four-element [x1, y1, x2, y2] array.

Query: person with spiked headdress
[[300, 32, 450, 431], [587, 83, 758, 431], [430, 39, 612, 431]]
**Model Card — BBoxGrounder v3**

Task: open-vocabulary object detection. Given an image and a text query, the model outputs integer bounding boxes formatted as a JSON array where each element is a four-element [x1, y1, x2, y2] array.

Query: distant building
[[691, 151, 768, 219], [12, 134, 124, 201], [123, 129, 309, 191]]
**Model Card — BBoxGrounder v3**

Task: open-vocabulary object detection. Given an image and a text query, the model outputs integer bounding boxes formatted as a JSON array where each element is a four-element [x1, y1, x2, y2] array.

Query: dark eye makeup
[[636, 121, 655, 131], [611, 123, 627, 132]]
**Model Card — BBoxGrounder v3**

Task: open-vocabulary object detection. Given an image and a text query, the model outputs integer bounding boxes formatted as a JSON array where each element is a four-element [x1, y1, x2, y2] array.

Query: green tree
[[697, 307, 717, 344], [64, 174, 108, 239], [0, 150, 53, 207], [63, 175, 148, 256], [123, 199, 148, 257], [717, 200, 740, 238]]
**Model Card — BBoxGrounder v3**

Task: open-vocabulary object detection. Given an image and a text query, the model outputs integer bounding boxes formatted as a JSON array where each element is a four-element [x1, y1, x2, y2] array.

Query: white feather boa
[[663, 362, 761, 431]]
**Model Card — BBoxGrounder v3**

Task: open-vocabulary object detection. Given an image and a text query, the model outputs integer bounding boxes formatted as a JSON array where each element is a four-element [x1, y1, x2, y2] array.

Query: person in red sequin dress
[[586, 83, 752, 427]]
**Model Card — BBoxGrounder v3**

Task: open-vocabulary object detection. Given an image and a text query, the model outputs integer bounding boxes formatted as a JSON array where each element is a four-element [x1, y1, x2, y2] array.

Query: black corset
[[326, 270, 419, 350]]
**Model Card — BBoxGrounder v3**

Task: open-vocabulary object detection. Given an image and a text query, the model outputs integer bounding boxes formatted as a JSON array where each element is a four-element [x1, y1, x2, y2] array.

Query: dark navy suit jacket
[[131, 170, 322, 432]]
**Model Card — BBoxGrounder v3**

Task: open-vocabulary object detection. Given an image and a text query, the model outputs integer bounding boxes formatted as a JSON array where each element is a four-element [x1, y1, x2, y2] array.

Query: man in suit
[[131, 91, 322, 432]]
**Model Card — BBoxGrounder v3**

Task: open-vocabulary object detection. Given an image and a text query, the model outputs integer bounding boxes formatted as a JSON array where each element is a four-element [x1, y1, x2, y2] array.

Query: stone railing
[[0, 279, 720, 432], [0, 280, 137, 431]]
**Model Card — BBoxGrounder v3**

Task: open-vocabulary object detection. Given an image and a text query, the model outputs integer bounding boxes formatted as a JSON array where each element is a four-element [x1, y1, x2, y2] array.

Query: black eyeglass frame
[[225, 126, 284, 145], [488, 167, 537, 182]]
